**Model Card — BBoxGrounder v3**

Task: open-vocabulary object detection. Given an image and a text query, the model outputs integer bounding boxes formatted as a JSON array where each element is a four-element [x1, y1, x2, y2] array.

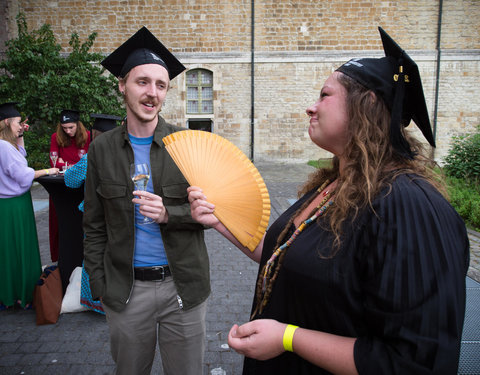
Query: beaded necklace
[[259, 180, 335, 297]]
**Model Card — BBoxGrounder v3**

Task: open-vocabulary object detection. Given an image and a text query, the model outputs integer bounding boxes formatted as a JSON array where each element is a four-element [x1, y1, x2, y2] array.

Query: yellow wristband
[[44, 169, 49, 175], [283, 324, 298, 352]]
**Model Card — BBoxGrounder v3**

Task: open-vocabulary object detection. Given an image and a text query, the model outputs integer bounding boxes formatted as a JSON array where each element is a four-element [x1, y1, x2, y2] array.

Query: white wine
[[50, 155, 58, 166], [130, 163, 154, 224], [132, 173, 149, 191]]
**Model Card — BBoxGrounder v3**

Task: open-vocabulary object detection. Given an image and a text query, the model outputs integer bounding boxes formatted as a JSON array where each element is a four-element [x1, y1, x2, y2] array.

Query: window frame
[[186, 68, 213, 115]]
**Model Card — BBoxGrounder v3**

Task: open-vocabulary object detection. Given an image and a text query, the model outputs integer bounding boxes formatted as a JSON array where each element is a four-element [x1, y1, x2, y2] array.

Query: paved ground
[[0, 162, 479, 375]]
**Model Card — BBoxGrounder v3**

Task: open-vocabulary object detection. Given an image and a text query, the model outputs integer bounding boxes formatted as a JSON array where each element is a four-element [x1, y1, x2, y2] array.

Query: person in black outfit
[[188, 27, 470, 374]]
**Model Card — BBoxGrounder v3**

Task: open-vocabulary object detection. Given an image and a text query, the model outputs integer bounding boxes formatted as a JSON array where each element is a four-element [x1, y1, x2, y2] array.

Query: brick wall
[[3, 0, 480, 163], [4, 0, 253, 53]]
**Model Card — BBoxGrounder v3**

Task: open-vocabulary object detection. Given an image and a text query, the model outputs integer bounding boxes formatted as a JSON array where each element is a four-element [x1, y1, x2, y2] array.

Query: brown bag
[[33, 266, 63, 325]]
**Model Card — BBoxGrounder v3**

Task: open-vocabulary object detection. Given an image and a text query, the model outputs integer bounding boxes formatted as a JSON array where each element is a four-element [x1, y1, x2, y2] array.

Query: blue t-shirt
[[129, 134, 168, 267]]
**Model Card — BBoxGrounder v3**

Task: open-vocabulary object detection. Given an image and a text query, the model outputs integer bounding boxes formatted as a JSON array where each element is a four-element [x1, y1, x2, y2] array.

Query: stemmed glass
[[49, 151, 58, 174], [130, 163, 154, 225], [78, 149, 86, 160]]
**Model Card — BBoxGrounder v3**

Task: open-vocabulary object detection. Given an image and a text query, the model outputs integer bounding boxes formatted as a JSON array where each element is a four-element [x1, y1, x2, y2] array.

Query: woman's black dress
[[243, 174, 470, 375]]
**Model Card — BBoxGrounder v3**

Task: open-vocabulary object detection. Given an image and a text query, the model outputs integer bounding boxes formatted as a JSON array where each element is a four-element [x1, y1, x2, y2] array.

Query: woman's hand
[[34, 167, 60, 179], [132, 190, 168, 223], [21, 117, 29, 133], [229, 319, 358, 374], [188, 186, 263, 263], [227, 319, 286, 360], [187, 186, 219, 227]]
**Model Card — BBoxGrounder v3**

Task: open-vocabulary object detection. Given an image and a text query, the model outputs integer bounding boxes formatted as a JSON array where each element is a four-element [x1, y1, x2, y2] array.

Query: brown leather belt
[[134, 266, 171, 281]]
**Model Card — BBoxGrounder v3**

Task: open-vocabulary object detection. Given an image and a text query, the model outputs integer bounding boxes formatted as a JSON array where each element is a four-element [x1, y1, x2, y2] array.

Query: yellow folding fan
[[162, 130, 270, 252]]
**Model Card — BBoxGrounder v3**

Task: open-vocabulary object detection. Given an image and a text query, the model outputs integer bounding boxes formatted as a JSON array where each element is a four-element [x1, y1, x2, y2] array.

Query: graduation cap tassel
[[390, 59, 414, 159]]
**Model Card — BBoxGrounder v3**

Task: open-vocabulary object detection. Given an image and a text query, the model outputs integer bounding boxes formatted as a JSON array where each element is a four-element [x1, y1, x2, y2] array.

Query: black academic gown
[[244, 174, 470, 375]]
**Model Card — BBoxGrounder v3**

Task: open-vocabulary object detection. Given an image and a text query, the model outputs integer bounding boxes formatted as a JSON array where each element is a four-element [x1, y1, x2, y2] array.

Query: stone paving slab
[[467, 229, 480, 282], [0, 162, 478, 375]]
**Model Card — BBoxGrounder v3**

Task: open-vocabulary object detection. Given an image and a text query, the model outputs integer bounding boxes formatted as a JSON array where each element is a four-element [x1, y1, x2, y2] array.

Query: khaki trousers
[[103, 276, 207, 375]]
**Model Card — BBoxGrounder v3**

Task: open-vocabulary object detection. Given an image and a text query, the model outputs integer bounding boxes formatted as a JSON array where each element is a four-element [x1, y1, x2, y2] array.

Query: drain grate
[[459, 277, 480, 375]]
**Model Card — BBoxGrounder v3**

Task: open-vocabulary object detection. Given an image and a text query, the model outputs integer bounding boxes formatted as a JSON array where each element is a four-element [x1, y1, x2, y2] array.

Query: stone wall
[[3, 0, 480, 163]]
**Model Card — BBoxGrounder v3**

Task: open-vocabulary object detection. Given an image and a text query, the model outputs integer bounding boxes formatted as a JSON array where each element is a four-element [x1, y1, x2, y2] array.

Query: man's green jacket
[[83, 116, 210, 312]]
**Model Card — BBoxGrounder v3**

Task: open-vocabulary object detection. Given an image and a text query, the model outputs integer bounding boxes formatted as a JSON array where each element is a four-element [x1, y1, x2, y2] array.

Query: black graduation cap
[[0, 102, 21, 121], [101, 26, 186, 80], [60, 109, 80, 124], [90, 113, 122, 132], [336, 27, 435, 159]]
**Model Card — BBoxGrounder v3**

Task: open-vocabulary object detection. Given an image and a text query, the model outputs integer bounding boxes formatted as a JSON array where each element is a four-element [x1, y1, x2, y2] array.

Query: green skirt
[[0, 191, 42, 307]]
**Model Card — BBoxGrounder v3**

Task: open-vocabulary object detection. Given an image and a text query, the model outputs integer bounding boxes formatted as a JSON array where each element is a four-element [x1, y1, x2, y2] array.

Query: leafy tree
[[0, 13, 123, 168]]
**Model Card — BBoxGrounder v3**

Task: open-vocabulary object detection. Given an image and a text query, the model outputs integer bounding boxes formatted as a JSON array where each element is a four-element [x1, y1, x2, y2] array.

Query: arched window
[[186, 69, 213, 114]]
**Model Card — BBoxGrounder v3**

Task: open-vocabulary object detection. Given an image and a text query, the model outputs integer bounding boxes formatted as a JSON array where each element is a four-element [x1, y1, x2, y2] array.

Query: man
[[83, 27, 210, 375]]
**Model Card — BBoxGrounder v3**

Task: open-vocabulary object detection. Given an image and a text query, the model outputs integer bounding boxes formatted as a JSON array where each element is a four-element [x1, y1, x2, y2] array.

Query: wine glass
[[130, 163, 154, 225], [78, 149, 86, 159], [49, 151, 58, 171]]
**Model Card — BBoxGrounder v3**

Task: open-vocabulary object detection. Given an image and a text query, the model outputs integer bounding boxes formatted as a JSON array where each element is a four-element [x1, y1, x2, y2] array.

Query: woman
[[64, 113, 121, 315], [0, 102, 59, 309], [188, 28, 469, 374], [50, 109, 91, 169], [48, 109, 91, 263], [64, 113, 121, 213]]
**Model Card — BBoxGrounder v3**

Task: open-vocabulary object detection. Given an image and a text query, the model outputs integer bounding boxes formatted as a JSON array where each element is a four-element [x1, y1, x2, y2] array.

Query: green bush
[[443, 126, 480, 184], [0, 13, 123, 168], [307, 159, 480, 231], [442, 125, 480, 230], [446, 176, 480, 231]]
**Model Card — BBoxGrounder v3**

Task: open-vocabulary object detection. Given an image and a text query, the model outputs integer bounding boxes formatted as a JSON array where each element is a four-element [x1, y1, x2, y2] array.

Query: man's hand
[[132, 190, 168, 223]]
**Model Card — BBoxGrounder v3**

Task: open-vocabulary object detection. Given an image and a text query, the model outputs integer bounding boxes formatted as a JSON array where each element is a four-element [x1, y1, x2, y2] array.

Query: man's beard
[[124, 90, 159, 123]]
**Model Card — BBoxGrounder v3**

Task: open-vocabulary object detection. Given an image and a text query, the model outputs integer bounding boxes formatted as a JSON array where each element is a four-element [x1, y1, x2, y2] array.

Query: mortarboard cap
[[60, 109, 80, 124], [90, 113, 122, 132], [101, 26, 186, 80], [336, 27, 435, 159], [0, 102, 21, 121]]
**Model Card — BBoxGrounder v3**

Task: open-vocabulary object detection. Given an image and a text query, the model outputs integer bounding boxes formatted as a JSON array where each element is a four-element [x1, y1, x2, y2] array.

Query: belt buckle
[[151, 266, 166, 281]]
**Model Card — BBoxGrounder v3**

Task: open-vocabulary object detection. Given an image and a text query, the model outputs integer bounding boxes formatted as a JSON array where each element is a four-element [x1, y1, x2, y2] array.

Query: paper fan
[[163, 130, 270, 252]]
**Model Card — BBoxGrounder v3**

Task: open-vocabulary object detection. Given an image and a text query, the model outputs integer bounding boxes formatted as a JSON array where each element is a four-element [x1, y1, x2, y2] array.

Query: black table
[[36, 174, 84, 293]]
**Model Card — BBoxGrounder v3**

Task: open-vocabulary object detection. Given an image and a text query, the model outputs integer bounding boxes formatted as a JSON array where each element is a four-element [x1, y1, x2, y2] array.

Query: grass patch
[[307, 159, 333, 169]]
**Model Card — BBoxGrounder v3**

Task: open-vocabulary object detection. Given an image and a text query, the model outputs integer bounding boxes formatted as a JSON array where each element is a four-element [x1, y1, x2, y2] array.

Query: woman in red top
[[48, 110, 91, 263], [50, 109, 91, 168]]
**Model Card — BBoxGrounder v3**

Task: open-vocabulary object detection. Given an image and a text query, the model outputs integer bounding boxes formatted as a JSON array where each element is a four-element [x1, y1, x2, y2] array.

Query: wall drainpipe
[[250, 0, 255, 161], [433, 0, 444, 153]]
